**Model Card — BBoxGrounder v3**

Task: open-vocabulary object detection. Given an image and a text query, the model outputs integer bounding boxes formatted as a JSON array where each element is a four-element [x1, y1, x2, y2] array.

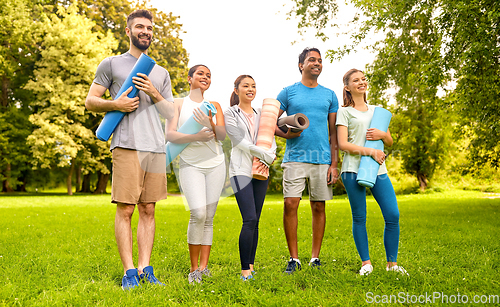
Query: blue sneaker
[[284, 258, 301, 274], [309, 258, 322, 268], [240, 274, 254, 281], [122, 269, 141, 290], [140, 266, 165, 286]]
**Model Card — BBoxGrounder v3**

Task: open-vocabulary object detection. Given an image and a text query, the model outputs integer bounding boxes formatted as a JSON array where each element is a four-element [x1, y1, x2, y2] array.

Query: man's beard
[[131, 33, 151, 51]]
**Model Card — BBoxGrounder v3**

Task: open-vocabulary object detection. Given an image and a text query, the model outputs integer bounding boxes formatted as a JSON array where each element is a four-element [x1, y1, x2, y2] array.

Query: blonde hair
[[342, 68, 367, 107]]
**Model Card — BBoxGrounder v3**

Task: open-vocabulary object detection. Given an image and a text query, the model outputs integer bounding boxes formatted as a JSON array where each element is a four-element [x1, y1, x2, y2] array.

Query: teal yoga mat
[[165, 100, 217, 165], [356, 107, 392, 188], [95, 53, 156, 141]]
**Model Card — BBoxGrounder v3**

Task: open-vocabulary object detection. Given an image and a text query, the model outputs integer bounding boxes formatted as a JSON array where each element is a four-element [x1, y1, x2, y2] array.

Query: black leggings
[[230, 175, 269, 270]]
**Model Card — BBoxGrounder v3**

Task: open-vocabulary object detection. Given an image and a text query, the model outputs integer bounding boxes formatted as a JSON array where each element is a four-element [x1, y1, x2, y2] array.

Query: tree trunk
[[93, 171, 109, 194], [417, 173, 427, 191], [75, 165, 81, 193], [67, 162, 74, 195], [2, 163, 14, 192], [16, 171, 27, 192], [80, 173, 92, 193], [1, 76, 9, 107]]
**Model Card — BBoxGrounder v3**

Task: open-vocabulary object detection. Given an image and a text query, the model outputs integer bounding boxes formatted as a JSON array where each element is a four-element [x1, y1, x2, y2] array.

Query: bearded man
[[85, 9, 175, 290]]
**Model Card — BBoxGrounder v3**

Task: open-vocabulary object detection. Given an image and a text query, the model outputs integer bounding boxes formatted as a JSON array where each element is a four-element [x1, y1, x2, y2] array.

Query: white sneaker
[[188, 269, 202, 284], [386, 265, 409, 276], [359, 264, 373, 276]]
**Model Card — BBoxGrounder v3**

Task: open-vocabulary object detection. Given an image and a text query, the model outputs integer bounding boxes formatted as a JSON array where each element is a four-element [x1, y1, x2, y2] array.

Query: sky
[[150, 0, 376, 110]]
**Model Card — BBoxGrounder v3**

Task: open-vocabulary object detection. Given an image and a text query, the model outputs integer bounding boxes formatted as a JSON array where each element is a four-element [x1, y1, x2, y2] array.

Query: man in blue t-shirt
[[275, 47, 339, 274]]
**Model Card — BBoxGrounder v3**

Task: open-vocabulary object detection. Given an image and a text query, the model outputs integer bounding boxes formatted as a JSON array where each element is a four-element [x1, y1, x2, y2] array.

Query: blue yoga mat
[[356, 107, 392, 188], [95, 53, 156, 141], [165, 100, 217, 165]]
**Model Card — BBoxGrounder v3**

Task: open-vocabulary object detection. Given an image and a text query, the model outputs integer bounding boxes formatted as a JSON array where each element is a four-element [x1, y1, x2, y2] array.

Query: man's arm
[[85, 83, 139, 113], [133, 73, 175, 120], [327, 112, 339, 184], [275, 109, 303, 139]]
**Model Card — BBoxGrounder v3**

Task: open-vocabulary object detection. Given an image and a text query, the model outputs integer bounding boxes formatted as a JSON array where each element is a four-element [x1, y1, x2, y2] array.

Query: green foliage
[[25, 5, 116, 175], [389, 106, 453, 188], [363, 5, 452, 189], [0, 0, 39, 107], [0, 191, 499, 305], [268, 136, 286, 193], [440, 0, 500, 169], [145, 6, 190, 97], [54, 0, 190, 96], [287, 0, 339, 42], [0, 0, 41, 191], [0, 108, 33, 191], [47, 0, 133, 54]]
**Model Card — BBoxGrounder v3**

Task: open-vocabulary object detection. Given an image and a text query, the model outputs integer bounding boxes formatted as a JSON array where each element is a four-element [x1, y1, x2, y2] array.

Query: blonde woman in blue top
[[336, 68, 407, 276]]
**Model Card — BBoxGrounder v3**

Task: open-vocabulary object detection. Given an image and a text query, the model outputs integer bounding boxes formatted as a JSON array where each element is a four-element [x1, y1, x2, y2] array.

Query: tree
[[45, 0, 132, 53], [362, 2, 451, 190], [0, 0, 39, 108], [439, 0, 500, 169], [58, 0, 132, 193], [53, 0, 190, 95], [288, 0, 500, 188], [25, 4, 117, 195], [0, 0, 41, 191], [145, 6, 190, 96], [0, 108, 34, 192]]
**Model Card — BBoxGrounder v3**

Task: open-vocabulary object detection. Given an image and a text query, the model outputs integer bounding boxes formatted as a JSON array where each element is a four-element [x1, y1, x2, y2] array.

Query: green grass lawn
[[0, 190, 499, 306]]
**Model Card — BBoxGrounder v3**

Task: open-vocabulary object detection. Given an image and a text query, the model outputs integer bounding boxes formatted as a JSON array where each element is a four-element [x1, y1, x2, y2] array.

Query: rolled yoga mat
[[95, 53, 156, 141], [252, 98, 281, 180], [356, 107, 392, 188], [277, 113, 310, 133], [165, 100, 217, 165]]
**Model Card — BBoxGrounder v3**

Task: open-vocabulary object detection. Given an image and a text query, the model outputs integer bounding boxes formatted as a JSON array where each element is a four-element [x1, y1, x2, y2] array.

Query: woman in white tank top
[[166, 65, 226, 284]]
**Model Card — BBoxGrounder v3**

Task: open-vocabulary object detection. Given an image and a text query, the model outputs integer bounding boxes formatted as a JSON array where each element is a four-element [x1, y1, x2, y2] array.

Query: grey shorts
[[282, 162, 332, 201]]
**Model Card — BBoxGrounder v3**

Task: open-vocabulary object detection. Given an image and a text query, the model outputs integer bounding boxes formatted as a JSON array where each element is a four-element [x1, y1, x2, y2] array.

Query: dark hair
[[127, 9, 153, 28], [230, 75, 254, 106], [188, 64, 210, 78], [298, 47, 321, 74], [343, 68, 367, 107]]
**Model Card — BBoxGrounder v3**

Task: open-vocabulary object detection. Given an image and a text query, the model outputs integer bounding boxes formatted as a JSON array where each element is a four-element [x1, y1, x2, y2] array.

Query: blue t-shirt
[[277, 82, 339, 164]]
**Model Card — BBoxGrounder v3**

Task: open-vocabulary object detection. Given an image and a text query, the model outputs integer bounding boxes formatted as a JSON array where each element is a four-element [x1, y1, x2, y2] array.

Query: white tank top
[[178, 96, 224, 168]]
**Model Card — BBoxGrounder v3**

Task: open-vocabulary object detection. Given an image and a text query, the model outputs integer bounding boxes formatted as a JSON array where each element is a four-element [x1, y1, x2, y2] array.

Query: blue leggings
[[341, 172, 400, 262], [230, 176, 269, 270]]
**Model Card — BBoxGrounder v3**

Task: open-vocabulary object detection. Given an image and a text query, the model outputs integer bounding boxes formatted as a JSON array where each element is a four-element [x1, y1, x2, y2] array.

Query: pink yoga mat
[[252, 98, 280, 180]]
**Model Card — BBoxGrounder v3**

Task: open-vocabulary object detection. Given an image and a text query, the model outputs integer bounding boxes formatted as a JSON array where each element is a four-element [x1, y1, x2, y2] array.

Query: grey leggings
[[179, 159, 226, 245]]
